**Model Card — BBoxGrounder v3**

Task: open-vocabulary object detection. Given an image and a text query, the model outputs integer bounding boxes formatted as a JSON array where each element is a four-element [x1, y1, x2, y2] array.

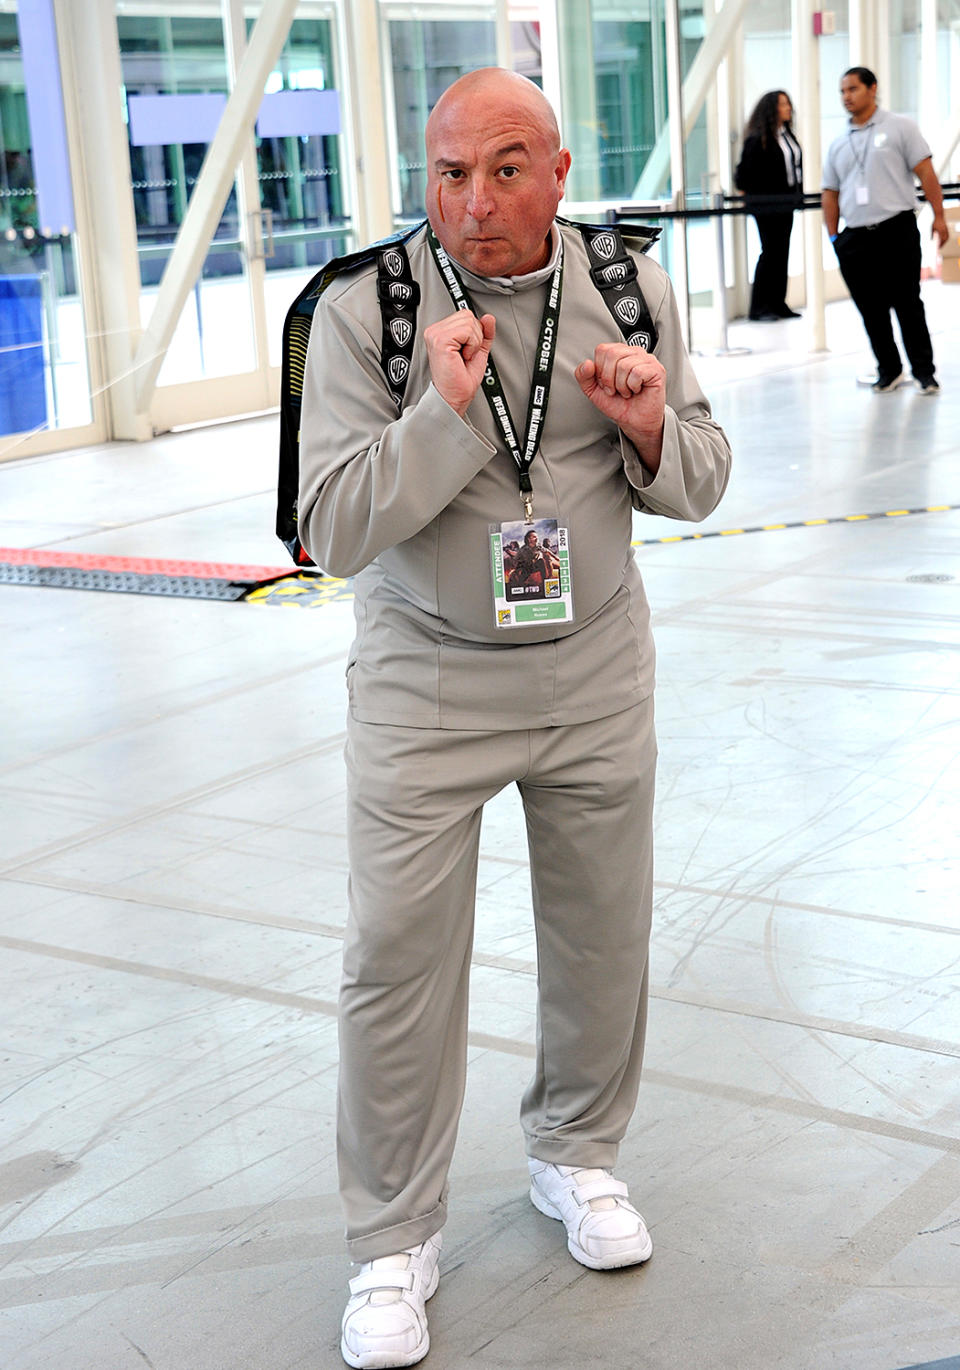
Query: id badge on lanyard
[[490, 518, 573, 628]]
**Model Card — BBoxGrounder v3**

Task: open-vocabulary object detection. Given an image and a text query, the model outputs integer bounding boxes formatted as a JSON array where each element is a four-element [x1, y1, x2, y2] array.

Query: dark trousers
[[749, 212, 794, 316], [833, 211, 936, 381]]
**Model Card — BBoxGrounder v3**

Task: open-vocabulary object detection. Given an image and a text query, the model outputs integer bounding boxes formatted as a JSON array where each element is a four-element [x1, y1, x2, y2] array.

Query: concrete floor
[[1, 291, 959, 1370]]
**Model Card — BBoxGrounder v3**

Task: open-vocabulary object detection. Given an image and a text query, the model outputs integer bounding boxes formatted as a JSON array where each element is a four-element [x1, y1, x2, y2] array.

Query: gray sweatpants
[[338, 697, 657, 1261]]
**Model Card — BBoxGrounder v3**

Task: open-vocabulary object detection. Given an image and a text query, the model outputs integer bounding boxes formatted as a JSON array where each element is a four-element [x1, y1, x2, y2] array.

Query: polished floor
[[1, 289, 959, 1370]]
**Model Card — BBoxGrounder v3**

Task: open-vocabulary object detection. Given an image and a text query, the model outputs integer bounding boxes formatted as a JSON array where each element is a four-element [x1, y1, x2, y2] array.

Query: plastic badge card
[[490, 517, 573, 628]]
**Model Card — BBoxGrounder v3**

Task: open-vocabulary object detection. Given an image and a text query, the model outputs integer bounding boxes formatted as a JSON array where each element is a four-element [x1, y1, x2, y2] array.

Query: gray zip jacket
[[298, 222, 731, 729]]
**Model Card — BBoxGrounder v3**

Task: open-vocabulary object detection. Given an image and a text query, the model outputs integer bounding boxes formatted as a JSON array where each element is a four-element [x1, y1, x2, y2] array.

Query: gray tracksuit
[[298, 221, 731, 1259]]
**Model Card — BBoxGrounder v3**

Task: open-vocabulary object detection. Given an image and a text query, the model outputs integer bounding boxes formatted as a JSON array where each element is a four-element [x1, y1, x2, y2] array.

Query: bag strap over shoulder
[[570, 219, 659, 353], [276, 223, 424, 566]]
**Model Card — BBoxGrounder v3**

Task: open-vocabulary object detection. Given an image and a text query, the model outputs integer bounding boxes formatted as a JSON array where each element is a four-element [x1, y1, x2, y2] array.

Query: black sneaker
[[856, 372, 907, 392], [914, 376, 940, 395]]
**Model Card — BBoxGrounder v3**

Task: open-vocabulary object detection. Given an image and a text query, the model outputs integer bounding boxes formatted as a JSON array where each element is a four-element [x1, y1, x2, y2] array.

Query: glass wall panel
[[554, 0, 709, 207], [890, 0, 921, 117], [117, 11, 256, 385], [742, 0, 797, 109], [255, 13, 351, 368], [0, 7, 91, 443], [944, 0, 960, 181], [388, 16, 498, 221], [889, 0, 960, 144], [591, 20, 661, 199]]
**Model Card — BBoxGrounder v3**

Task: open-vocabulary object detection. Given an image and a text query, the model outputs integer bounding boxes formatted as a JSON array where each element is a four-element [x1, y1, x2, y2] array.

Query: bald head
[[426, 68, 561, 153], [424, 67, 571, 277]]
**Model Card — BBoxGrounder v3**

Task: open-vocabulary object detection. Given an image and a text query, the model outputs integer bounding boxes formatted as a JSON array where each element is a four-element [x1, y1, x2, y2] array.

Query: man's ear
[[557, 148, 573, 198]]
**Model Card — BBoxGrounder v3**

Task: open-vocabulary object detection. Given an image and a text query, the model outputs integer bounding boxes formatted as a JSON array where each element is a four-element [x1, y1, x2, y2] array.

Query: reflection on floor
[[1, 289, 959, 1370]]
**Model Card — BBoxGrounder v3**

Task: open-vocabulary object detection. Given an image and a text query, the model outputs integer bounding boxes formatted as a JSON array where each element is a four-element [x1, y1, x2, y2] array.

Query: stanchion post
[[712, 191, 729, 351]]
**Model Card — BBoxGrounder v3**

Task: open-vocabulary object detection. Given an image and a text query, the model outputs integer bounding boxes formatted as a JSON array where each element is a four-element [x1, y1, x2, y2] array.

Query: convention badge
[[489, 517, 573, 629], [856, 185, 870, 205]]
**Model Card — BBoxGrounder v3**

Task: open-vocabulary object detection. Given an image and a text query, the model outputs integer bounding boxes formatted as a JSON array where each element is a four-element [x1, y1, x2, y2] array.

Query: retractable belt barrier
[[610, 181, 960, 226], [609, 181, 959, 356]]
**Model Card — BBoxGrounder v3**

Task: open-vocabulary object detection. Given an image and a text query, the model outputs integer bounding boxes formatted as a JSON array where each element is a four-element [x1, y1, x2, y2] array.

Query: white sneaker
[[528, 1160, 653, 1270], [340, 1233, 441, 1369]]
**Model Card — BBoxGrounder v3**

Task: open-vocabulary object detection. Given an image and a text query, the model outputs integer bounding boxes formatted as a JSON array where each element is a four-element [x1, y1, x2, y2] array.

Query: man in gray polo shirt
[[822, 66, 947, 394]]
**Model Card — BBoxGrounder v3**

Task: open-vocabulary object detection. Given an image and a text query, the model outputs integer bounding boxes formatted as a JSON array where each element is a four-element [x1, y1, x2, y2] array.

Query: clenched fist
[[424, 310, 497, 417], [576, 342, 665, 473]]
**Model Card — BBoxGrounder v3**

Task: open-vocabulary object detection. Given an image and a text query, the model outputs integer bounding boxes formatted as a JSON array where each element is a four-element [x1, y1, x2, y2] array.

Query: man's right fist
[[423, 310, 496, 417]]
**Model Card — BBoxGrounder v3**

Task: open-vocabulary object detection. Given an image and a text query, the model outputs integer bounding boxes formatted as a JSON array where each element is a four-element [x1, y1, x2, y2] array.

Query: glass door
[[118, 6, 264, 428], [115, 1, 353, 430]]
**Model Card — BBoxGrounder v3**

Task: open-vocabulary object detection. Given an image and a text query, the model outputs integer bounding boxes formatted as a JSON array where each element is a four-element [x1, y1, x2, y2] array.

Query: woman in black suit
[[735, 90, 803, 320]]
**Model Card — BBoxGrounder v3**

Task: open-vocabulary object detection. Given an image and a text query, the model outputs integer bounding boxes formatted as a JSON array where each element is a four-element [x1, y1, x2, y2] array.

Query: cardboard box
[[941, 207, 960, 283]]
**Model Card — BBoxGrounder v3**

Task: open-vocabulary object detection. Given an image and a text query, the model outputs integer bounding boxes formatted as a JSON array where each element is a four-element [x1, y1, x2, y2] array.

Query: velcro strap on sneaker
[[574, 1178, 630, 1205], [349, 1268, 416, 1297]]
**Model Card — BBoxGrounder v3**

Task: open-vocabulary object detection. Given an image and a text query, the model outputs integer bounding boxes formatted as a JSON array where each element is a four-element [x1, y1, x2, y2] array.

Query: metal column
[[793, 0, 826, 351], [343, 0, 393, 247], [664, 0, 690, 347]]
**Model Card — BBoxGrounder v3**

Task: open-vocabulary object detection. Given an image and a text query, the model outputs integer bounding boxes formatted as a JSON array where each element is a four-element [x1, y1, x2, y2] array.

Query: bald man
[[297, 68, 731, 1368]]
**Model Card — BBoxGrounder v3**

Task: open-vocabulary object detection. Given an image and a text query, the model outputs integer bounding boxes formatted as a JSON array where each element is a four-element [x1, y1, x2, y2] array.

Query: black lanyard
[[427, 228, 563, 522], [848, 121, 873, 179]]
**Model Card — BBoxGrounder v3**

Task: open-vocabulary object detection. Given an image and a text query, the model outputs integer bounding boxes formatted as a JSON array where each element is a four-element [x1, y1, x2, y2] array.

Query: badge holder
[[490, 518, 573, 628]]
